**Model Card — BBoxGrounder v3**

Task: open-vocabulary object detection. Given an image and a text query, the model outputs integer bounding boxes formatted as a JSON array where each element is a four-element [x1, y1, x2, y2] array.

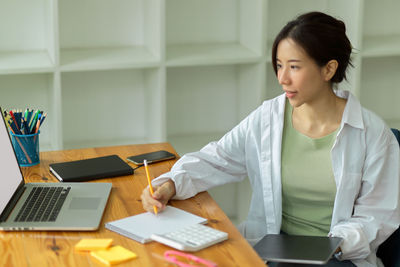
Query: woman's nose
[[278, 68, 290, 85]]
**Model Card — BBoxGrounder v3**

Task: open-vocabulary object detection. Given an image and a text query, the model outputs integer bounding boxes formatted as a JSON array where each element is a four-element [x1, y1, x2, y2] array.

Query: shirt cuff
[[329, 223, 371, 259]]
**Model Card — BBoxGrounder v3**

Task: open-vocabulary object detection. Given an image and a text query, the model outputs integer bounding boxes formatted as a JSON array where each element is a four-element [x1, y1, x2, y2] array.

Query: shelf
[[0, 73, 54, 150], [0, 1, 56, 66], [362, 0, 400, 58], [360, 56, 400, 121], [166, 0, 264, 64], [362, 35, 400, 58], [59, 0, 162, 71], [61, 69, 160, 148], [0, 51, 54, 74], [60, 47, 160, 72], [166, 43, 260, 67], [267, 0, 329, 41], [166, 65, 240, 138]]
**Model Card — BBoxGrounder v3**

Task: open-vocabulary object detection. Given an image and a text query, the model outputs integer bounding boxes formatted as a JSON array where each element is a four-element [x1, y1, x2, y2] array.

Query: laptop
[[0, 107, 112, 231], [254, 234, 343, 265]]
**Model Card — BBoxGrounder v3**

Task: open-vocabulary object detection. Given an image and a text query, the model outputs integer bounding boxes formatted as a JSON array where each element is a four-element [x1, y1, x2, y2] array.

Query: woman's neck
[[291, 89, 347, 138]]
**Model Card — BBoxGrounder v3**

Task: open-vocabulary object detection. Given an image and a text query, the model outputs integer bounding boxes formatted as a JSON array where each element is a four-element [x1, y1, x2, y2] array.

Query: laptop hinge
[[0, 181, 26, 222]]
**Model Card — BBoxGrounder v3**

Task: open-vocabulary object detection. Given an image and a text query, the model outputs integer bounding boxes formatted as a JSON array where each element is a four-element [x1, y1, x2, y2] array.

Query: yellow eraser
[[90, 245, 137, 265], [75, 238, 113, 251]]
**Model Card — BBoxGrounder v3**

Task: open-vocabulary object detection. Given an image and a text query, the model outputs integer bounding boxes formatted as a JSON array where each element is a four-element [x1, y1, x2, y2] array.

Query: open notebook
[[105, 206, 207, 243]]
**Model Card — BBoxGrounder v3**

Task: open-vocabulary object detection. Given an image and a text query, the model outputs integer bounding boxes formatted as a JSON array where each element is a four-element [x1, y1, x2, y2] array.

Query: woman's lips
[[285, 91, 297, 98]]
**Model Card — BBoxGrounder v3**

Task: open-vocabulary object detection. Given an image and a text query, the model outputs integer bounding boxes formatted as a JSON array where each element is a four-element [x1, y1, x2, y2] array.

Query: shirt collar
[[335, 90, 364, 130], [277, 90, 364, 130]]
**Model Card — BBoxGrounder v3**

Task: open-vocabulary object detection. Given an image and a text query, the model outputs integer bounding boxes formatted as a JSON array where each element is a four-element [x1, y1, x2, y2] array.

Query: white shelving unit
[[0, 1, 56, 75], [1, 0, 398, 224], [58, 0, 162, 70], [360, 0, 400, 130]]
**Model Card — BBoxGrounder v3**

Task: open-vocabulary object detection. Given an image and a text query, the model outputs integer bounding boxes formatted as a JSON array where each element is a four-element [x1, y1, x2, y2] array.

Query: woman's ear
[[323, 60, 339, 81]]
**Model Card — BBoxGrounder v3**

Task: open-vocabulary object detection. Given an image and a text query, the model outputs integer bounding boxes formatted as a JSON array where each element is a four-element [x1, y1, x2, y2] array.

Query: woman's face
[[276, 38, 330, 107]]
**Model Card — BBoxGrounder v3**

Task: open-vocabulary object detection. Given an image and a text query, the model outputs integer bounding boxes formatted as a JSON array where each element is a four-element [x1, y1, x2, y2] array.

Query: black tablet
[[254, 234, 343, 265]]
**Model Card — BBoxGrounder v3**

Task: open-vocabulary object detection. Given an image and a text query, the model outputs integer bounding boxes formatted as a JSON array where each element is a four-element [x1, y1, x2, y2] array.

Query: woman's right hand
[[141, 179, 176, 213]]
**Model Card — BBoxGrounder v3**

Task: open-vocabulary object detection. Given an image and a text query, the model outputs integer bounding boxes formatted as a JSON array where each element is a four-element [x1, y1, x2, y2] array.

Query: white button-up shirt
[[153, 91, 400, 267]]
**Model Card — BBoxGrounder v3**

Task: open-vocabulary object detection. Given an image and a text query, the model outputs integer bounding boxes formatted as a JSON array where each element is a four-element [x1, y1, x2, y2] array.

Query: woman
[[141, 12, 400, 267]]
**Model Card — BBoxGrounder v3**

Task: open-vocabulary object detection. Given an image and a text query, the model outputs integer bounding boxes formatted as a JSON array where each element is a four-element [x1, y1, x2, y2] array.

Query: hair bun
[[271, 11, 353, 83]]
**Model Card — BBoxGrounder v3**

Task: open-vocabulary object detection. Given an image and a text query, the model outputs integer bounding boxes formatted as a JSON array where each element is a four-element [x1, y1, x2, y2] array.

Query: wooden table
[[0, 143, 266, 267]]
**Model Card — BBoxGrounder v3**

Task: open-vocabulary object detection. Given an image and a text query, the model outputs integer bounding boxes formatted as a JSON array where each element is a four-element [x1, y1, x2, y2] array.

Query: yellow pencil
[[144, 159, 158, 215]]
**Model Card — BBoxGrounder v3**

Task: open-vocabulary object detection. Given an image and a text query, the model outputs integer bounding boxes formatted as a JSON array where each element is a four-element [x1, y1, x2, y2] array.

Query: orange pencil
[[34, 118, 41, 134], [144, 159, 158, 215]]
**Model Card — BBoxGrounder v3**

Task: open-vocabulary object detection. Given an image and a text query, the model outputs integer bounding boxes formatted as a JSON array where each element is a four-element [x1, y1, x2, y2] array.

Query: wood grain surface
[[0, 143, 266, 267]]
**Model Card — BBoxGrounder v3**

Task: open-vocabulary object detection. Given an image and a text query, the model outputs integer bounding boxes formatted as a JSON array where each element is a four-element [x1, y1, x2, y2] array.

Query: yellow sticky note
[[90, 245, 137, 265], [75, 238, 113, 251]]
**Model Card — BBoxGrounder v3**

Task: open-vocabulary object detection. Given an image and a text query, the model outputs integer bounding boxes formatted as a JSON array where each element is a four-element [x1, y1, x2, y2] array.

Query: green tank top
[[281, 101, 338, 236]]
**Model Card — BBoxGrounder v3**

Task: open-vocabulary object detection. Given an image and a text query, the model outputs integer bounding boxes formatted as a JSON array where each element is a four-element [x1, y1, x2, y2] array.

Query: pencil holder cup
[[10, 131, 40, 167]]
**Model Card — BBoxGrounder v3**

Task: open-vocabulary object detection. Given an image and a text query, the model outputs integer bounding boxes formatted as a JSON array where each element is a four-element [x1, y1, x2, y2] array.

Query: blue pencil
[[39, 113, 47, 127]]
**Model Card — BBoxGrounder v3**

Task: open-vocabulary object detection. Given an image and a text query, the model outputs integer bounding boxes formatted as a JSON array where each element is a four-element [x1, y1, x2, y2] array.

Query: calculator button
[[151, 224, 228, 252]]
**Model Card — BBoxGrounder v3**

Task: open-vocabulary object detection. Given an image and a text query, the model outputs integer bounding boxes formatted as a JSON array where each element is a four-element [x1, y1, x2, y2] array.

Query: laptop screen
[[0, 109, 24, 215]]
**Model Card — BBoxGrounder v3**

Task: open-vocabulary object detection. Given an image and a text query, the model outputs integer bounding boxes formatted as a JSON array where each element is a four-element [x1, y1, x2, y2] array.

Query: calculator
[[151, 224, 228, 252]]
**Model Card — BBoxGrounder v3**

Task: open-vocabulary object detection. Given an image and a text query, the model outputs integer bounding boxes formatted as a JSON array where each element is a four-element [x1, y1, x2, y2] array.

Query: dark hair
[[271, 11, 353, 83]]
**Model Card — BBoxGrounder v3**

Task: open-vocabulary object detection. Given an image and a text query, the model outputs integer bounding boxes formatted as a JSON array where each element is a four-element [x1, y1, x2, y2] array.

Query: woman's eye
[[276, 64, 282, 69], [290, 65, 299, 69]]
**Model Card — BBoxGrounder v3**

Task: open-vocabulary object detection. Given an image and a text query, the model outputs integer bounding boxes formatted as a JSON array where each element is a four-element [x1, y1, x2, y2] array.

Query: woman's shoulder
[[257, 93, 286, 118], [359, 104, 395, 146], [361, 107, 387, 128], [356, 97, 389, 134], [244, 94, 285, 123], [235, 93, 285, 132], [261, 93, 286, 108], [343, 91, 389, 134], [340, 91, 393, 145]]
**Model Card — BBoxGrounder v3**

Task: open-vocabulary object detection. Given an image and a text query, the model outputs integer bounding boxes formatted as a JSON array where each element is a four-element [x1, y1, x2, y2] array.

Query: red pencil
[[9, 110, 20, 131]]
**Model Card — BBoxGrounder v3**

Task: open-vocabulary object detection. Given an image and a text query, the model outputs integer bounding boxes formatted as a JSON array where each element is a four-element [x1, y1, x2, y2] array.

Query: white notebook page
[[105, 206, 208, 243]]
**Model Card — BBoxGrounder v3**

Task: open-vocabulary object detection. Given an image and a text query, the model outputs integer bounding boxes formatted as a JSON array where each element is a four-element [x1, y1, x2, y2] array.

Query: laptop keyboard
[[14, 186, 71, 222]]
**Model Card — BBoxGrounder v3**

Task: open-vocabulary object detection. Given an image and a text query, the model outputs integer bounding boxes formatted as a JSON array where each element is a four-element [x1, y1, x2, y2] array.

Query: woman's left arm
[[330, 128, 400, 260]]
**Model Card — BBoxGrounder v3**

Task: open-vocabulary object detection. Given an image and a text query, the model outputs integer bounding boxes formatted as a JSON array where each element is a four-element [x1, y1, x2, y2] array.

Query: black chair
[[376, 128, 400, 267]]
